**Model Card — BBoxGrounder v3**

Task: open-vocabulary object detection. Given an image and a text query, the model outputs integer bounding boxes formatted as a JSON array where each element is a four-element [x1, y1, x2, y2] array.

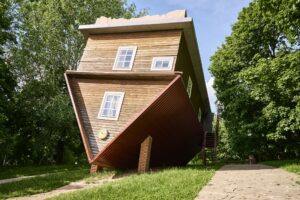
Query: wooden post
[[138, 136, 152, 173], [90, 164, 103, 174]]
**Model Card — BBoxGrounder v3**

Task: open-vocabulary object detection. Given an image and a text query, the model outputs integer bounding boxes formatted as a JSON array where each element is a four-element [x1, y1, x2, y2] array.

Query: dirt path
[[9, 174, 124, 200], [196, 164, 300, 200], [0, 174, 48, 185]]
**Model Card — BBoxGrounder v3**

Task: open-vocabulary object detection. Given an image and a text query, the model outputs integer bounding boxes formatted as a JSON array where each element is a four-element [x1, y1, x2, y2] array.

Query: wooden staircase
[[201, 131, 217, 165], [201, 105, 221, 165], [205, 132, 217, 148]]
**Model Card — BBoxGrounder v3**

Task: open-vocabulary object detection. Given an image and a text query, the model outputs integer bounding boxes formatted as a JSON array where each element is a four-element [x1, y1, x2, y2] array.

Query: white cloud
[[206, 77, 217, 113]]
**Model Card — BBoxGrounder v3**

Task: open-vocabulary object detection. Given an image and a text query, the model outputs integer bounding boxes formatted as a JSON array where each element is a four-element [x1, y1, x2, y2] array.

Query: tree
[[0, 0, 16, 165], [210, 0, 300, 160], [7, 0, 146, 165]]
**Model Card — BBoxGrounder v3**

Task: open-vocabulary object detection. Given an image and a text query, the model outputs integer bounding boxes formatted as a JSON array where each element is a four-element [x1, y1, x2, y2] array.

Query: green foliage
[[217, 120, 241, 161], [51, 165, 221, 200], [210, 0, 300, 160], [1, 0, 145, 165], [0, 0, 16, 165]]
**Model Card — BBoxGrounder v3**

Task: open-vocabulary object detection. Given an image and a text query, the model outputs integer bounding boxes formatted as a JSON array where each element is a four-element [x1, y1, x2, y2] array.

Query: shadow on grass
[[217, 164, 274, 171], [261, 160, 300, 167], [211, 160, 297, 171], [111, 162, 223, 179], [0, 164, 89, 180], [260, 160, 300, 176]]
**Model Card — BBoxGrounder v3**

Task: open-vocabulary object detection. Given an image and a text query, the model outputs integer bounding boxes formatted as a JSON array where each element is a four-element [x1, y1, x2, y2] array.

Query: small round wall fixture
[[98, 128, 109, 140]]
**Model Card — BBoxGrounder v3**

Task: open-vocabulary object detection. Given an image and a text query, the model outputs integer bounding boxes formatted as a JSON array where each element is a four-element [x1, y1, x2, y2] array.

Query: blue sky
[[130, 0, 252, 112]]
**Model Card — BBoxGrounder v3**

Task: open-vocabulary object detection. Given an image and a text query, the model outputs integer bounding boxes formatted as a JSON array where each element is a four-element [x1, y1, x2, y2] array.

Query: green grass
[[0, 164, 87, 180], [261, 160, 300, 176], [0, 166, 91, 199], [52, 164, 222, 200]]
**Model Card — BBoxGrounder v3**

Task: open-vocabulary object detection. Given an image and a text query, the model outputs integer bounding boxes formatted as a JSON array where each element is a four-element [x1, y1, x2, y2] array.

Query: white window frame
[[97, 92, 125, 120], [187, 76, 193, 98], [198, 107, 202, 122], [112, 46, 137, 71], [150, 56, 174, 71]]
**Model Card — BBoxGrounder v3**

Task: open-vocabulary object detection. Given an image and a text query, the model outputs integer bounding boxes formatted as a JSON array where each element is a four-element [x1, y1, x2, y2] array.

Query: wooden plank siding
[[78, 30, 181, 72], [69, 77, 170, 155], [175, 34, 203, 121]]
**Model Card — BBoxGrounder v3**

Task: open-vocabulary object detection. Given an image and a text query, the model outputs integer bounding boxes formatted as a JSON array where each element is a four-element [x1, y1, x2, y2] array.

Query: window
[[98, 92, 125, 120], [151, 57, 174, 71], [113, 46, 137, 70], [187, 76, 193, 98], [198, 107, 202, 122]]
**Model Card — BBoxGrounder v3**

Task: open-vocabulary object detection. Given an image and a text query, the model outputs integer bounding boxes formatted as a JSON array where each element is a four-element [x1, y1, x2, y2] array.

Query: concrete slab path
[[196, 164, 300, 200]]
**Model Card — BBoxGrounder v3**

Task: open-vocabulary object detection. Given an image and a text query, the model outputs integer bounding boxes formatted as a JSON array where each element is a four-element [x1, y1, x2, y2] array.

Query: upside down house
[[65, 10, 214, 173]]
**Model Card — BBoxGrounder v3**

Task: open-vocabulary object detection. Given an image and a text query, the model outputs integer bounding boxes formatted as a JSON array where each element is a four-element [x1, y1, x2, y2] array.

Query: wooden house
[[65, 10, 213, 173]]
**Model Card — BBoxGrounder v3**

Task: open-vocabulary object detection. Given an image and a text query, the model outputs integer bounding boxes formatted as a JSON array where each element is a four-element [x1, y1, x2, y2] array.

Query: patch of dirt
[[0, 174, 48, 185]]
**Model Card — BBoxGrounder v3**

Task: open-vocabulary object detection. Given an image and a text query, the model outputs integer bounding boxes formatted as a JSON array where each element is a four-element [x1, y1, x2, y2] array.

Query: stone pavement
[[196, 164, 300, 200]]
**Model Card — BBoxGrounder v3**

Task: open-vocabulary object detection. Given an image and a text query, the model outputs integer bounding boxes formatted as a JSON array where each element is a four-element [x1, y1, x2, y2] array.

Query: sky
[[130, 0, 252, 112]]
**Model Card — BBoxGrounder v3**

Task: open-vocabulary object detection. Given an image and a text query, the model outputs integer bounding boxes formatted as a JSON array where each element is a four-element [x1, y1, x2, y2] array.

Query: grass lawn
[[0, 165, 93, 199], [261, 160, 300, 176], [52, 164, 222, 200], [0, 164, 88, 180]]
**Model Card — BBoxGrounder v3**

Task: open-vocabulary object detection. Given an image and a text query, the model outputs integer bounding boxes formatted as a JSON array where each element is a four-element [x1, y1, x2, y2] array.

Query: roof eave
[[183, 20, 212, 114], [79, 17, 193, 37]]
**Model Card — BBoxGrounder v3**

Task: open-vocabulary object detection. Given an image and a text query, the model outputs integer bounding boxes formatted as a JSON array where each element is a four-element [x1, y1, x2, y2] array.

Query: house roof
[[90, 75, 204, 169], [79, 10, 211, 115]]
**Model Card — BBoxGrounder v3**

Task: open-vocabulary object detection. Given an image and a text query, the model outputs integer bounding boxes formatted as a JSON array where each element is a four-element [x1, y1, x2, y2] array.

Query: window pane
[[151, 57, 173, 71], [116, 62, 123, 68], [198, 107, 202, 122], [106, 95, 113, 101], [114, 47, 136, 70], [187, 76, 193, 98], [124, 62, 130, 68], [120, 50, 127, 55], [104, 102, 110, 109], [155, 61, 162, 68], [112, 110, 117, 117], [119, 56, 125, 61], [114, 95, 120, 101], [126, 50, 133, 55], [102, 109, 108, 116], [99, 92, 124, 119], [125, 56, 132, 61], [111, 98, 118, 109], [162, 61, 169, 68]]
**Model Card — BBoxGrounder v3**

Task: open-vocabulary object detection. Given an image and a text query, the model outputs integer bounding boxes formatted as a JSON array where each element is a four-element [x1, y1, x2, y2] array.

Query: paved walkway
[[196, 164, 300, 200]]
